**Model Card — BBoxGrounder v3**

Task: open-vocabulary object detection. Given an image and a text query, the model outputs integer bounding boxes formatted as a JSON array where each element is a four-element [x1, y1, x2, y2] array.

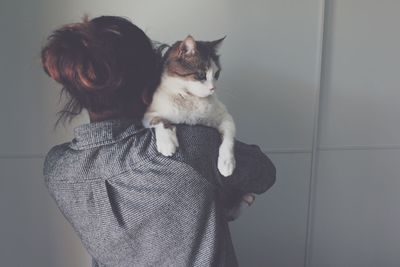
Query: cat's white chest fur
[[146, 75, 226, 127]]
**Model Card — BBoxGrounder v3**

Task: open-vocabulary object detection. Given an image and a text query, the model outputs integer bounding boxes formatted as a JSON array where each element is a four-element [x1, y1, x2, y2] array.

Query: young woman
[[41, 15, 276, 267]]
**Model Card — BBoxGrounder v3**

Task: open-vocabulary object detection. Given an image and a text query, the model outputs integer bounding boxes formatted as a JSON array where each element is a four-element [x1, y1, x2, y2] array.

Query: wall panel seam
[[304, 0, 327, 266], [319, 145, 400, 151], [0, 155, 46, 159]]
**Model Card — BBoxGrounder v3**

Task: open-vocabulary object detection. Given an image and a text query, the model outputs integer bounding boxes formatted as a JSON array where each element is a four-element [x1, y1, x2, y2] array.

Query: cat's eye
[[214, 70, 221, 80], [196, 72, 207, 81]]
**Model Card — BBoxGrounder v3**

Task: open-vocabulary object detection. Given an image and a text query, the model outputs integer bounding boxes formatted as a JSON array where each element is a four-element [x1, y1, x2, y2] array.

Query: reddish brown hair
[[41, 15, 162, 124]]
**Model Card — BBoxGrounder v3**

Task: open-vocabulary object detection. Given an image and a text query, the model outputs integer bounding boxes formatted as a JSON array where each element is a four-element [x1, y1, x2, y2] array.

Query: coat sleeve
[[175, 124, 276, 195], [222, 140, 276, 195]]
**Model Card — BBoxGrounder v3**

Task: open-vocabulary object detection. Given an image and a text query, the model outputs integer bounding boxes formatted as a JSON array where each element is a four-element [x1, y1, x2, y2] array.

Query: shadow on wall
[[0, 1, 91, 267]]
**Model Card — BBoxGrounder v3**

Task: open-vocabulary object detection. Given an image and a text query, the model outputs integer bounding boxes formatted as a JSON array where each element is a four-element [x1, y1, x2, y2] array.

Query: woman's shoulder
[[176, 124, 220, 136], [43, 143, 73, 184], [175, 124, 221, 152]]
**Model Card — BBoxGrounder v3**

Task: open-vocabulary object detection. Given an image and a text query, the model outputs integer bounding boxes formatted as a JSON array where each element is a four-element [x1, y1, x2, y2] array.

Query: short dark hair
[[41, 15, 162, 125]]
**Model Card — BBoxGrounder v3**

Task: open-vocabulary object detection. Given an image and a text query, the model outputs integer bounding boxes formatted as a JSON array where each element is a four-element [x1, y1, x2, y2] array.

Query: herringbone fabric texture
[[43, 119, 276, 267]]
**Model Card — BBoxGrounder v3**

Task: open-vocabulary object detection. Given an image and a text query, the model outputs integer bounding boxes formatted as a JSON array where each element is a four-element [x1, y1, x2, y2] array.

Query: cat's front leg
[[155, 123, 179, 156], [144, 115, 179, 156], [217, 114, 236, 177]]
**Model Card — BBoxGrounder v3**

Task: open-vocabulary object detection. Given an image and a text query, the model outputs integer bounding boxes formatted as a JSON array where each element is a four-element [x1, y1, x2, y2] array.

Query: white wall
[[3, 0, 399, 267], [308, 1, 400, 266]]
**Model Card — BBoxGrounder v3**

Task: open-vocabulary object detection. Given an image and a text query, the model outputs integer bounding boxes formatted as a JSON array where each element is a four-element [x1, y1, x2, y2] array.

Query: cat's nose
[[210, 87, 215, 91]]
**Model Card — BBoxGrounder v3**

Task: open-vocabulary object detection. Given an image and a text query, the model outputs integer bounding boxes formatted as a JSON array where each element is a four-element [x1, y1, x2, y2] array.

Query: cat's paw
[[157, 140, 178, 156], [217, 150, 236, 177], [156, 127, 179, 156]]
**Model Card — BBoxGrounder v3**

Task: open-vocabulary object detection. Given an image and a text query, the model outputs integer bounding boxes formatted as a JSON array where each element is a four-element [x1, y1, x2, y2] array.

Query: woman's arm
[[175, 124, 276, 195]]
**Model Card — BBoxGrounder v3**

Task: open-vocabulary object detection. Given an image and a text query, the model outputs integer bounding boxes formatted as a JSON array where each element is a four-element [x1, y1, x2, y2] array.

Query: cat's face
[[163, 35, 224, 98]]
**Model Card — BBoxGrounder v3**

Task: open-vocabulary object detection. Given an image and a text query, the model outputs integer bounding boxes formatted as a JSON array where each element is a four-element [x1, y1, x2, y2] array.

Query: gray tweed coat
[[43, 119, 276, 267]]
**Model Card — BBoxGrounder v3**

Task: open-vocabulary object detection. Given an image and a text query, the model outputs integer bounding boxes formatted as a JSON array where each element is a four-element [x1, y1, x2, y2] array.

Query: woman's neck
[[88, 110, 137, 122]]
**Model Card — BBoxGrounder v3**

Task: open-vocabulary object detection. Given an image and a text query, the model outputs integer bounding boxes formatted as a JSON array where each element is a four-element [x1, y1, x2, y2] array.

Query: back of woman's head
[[41, 15, 161, 124]]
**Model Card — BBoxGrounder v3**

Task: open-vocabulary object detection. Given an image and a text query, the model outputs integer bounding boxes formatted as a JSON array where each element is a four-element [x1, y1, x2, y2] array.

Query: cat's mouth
[[183, 88, 195, 97], [183, 88, 215, 98]]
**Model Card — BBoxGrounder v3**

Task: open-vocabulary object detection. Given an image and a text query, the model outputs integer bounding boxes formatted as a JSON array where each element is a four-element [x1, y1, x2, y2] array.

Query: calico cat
[[143, 35, 255, 213], [143, 35, 236, 177]]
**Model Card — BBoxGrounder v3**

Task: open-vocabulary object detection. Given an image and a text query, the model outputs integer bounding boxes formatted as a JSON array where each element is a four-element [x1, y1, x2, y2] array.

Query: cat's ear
[[179, 35, 197, 56], [209, 36, 226, 51]]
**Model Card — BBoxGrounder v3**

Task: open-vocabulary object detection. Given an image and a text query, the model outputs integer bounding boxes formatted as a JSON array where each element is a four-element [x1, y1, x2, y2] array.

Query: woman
[[42, 15, 276, 267]]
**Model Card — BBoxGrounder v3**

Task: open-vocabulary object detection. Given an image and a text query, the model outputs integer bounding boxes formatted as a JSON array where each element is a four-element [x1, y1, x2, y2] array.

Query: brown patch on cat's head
[[163, 35, 225, 80]]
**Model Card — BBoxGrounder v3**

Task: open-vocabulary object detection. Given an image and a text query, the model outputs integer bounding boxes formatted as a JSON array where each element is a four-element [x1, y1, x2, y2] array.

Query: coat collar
[[69, 119, 145, 150]]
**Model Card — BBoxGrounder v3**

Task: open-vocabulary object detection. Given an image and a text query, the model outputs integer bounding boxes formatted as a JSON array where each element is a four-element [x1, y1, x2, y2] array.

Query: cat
[[143, 35, 255, 213], [143, 35, 235, 176]]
